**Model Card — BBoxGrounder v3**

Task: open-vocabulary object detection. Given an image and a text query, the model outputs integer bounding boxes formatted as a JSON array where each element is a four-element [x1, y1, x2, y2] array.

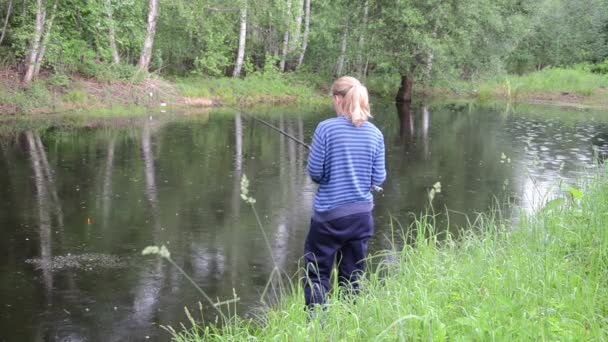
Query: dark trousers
[[303, 211, 374, 308]]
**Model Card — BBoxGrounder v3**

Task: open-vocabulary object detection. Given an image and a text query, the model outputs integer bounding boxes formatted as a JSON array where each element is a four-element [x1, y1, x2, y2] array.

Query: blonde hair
[[331, 76, 371, 127]]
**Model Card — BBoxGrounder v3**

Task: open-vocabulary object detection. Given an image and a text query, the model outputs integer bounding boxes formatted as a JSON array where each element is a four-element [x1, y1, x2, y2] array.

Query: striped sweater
[[307, 116, 386, 220]]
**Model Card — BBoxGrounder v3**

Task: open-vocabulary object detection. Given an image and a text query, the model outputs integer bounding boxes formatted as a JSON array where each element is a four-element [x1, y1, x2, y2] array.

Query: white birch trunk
[[289, 0, 304, 52], [335, 22, 349, 77], [424, 24, 439, 81], [356, 0, 369, 78], [0, 0, 13, 45], [295, 0, 310, 69], [279, 0, 292, 72], [22, 0, 46, 84], [106, 0, 120, 64], [138, 0, 159, 71], [233, 5, 247, 77], [33, 0, 57, 77]]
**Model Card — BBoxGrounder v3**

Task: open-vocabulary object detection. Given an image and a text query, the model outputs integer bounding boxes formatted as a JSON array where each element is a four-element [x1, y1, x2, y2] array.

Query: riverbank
[[169, 172, 607, 340], [1, 67, 607, 119], [439, 67, 608, 110], [0, 70, 327, 116]]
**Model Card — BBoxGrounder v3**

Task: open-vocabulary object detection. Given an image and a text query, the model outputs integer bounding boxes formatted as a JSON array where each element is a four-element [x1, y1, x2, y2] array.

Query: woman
[[304, 76, 386, 308]]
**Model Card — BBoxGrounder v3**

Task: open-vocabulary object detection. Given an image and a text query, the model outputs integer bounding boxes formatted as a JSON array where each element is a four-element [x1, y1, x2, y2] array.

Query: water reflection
[[101, 138, 115, 230], [25, 131, 55, 300]]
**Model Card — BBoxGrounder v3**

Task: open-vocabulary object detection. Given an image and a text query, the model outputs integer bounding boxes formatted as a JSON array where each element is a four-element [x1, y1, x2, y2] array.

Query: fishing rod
[[233, 104, 383, 193], [239, 109, 311, 150]]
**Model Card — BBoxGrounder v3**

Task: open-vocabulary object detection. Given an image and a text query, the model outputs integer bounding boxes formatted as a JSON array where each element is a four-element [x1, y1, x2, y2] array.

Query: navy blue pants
[[303, 211, 374, 308]]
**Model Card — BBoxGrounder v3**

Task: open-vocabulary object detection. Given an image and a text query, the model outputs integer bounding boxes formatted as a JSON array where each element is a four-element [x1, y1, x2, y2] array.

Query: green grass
[[504, 68, 608, 96], [174, 73, 328, 106], [169, 172, 608, 341], [449, 67, 608, 102]]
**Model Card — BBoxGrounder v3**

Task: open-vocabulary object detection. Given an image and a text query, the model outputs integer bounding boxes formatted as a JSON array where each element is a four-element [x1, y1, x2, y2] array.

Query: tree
[[32, 0, 57, 76], [138, 0, 159, 71], [233, 1, 247, 77], [279, 0, 292, 72], [334, 20, 348, 77], [22, 0, 47, 83], [295, 0, 310, 69], [105, 0, 120, 64], [0, 0, 13, 45], [21, 0, 60, 83], [355, 0, 369, 78]]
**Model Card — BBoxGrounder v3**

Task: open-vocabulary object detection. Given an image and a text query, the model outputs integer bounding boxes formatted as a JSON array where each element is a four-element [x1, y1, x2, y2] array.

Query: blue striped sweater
[[307, 116, 386, 220]]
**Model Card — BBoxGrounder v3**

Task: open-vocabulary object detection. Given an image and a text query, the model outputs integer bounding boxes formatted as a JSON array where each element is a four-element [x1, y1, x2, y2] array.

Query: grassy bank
[[169, 173, 608, 341], [0, 69, 328, 116], [2, 66, 607, 117], [443, 67, 608, 109], [173, 73, 328, 107]]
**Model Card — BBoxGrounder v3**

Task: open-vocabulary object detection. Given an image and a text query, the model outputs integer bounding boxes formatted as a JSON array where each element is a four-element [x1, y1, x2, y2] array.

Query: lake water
[[1, 101, 607, 341]]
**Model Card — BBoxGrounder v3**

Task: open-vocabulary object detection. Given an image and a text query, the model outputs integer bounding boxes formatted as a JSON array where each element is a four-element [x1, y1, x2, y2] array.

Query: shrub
[[47, 73, 72, 88], [591, 59, 608, 75], [64, 90, 87, 103]]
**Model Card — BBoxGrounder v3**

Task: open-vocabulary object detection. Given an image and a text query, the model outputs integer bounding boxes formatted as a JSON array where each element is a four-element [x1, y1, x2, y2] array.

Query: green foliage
[[80, 62, 147, 83], [25, 81, 52, 106], [591, 59, 608, 74], [63, 90, 87, 103], [509, 68, 608, 96], [175, 72, 326, 106], [1, 0, 607, 103], [47, 73, 71, 88]]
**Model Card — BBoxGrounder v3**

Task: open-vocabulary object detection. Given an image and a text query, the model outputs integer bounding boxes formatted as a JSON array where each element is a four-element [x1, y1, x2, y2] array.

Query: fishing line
[[230, 103, 383, 194]]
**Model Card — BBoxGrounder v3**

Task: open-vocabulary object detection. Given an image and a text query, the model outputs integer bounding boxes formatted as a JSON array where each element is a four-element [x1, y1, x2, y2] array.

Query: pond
[[1, 101, 607, 341]]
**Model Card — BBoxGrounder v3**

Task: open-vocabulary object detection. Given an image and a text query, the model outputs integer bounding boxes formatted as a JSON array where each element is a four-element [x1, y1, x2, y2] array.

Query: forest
[[0, 0, 607, 106]]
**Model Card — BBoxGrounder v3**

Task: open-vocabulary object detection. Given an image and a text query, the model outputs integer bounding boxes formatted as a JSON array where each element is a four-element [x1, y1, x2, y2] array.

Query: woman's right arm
[[372, 134, 386, 186]]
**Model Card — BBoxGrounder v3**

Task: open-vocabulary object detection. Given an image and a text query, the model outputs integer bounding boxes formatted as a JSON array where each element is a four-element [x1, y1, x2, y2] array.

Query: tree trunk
[[289, 0, 304, 53], [396, 67, 416, 103], [356, 0, 369, 78], [335, 21, 349, 77], [295, 0, 310, 69], [22, 0, 46, 84], [395, 101, 413, 143], [424, 24, 439, 82], [0, 0, 13, 45], [106, 0, 120, 64], [138, 0, 159, 71], [33, 0, 57, 77], [233, 4, 247, 77], [279, 0, 292, 72]]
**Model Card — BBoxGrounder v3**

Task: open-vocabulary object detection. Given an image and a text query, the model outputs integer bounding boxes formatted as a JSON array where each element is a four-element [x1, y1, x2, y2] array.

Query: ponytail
[[331, 76, 371, 127]]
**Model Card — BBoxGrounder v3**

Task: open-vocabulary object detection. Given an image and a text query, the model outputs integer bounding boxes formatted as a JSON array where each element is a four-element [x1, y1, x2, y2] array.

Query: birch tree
[[0, 0, 13, 45], [33, 0, 57, 77], [296, 0, 310, 69], [335, 21, 349, 76], [279, 0, 292, 72], [356, 0, 369, 78], [233, 2, 247, 77], [290, 0, 304, 52], [106, 0, 120, 64], [22, 0, 46, 83], [138, 0, 159, 71]]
